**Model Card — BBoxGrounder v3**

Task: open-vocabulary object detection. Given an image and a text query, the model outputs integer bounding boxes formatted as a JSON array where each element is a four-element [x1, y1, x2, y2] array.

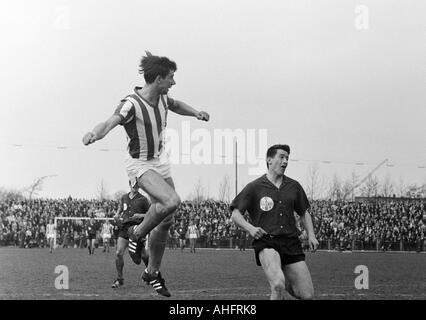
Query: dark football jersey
[[87, 222, 97, 236], [177, 226, 187, 239], [119, 192, 150, 226]]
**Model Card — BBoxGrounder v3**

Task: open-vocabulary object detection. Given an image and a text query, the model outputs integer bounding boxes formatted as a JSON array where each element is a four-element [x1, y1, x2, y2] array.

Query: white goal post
[[53, 216, 114, 249]]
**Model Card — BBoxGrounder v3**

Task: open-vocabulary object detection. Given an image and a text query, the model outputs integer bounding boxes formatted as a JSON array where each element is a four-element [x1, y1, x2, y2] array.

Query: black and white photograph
[[0, 0, 425, 306]]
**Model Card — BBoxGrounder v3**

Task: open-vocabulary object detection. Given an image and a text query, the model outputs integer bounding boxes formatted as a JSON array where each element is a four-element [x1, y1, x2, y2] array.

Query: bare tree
[[0, 187, 24, 201], [96, 179, 110, 200], [306, 163, 321, 201], [218, 175, 231, 203], [406, 183, 421, 198], [341, 179, 353, 201], [113, 190, 127, 202], [418, 181, 426, 198], [328, 174, 343, 200], [193, 177, 205, 207], [206, 184, 211, 200], [421, 176, 426, 198], [360, 175, 379, 198], [25, 175, 57, 199], [381, 173, 394, 197], [350, 170, 359, 200], [397, 176, 406, 197]]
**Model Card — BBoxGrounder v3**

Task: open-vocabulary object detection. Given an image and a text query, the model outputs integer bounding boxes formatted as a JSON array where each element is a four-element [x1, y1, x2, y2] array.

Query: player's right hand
[[308, 236, 319, 252], [82, 132, 96, 145], [196, 111, 210, 121], [249, 226, 267, 240]]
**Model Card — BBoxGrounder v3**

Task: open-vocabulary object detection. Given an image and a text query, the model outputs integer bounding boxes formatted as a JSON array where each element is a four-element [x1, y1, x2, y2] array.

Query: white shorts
[[102, 234, 111, 240], [125, 152, 171, 187], [189, 234, 198, 239], [47, 234, 55, 240]]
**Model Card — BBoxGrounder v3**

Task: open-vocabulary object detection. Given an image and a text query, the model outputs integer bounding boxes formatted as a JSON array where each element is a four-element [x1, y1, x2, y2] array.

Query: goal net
[[53, 217, 115, 249]]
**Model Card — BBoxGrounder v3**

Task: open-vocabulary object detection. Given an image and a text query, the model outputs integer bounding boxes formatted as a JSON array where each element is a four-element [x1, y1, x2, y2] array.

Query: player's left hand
[[196, 111, 210, 121], [82, 132, 96, 145], [308, 236, 319, 252]]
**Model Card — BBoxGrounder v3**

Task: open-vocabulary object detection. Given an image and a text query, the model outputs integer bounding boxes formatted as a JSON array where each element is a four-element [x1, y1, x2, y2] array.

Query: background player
[[231, 144, 318, 300], [112, 182, 150, 289], [188, 219, 199, 253], [168, 224, 178, 250], [82, 51, 210, 296], [86, 217, 97, 255], [112, 220, 119, 249], [237, 227, 248, 251], [177, 220, 187, 251], [101, 220, 113, 253], [46, 218, 56, 253]]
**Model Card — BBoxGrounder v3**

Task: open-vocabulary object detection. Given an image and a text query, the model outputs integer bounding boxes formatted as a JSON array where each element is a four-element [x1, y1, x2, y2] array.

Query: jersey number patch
[[260, 197, 274, 212]]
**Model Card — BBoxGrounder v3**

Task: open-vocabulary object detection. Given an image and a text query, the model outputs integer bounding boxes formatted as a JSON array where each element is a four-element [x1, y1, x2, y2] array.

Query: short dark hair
[[138, 53, 177, 84], [266, 144, 290, 169]]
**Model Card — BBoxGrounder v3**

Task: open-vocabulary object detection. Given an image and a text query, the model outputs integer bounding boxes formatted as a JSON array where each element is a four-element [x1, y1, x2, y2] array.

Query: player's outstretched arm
[[300, 210, 319, 252], [82, 114, 122, 145], [168, 99, 209, 121], [231, 209, 267, 240]]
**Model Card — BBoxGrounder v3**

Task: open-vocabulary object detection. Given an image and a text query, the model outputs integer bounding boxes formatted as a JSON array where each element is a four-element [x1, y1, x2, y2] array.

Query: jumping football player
[[83, 51, 209, 296]]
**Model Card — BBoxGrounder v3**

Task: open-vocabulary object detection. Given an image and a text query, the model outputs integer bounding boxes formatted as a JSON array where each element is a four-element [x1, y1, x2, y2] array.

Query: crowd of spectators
[[1, 196, 425, 251], [311, 200, 426, 251], [172, 200, 236, 246], [0, 197, 116, 248]]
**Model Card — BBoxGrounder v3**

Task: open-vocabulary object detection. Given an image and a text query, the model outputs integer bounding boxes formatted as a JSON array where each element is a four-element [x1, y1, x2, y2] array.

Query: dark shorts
[[118, 228, 130, 240], [88, 234, 96, 241], [117, 222, 140, 240], [252, 235, 305, 267]]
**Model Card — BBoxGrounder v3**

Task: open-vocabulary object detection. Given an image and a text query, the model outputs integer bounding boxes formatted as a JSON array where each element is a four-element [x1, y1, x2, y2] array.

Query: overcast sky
[[0, 0, 425, 200]]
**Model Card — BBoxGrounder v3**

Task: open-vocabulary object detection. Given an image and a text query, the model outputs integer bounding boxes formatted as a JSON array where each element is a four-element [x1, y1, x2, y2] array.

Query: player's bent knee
[[294, 287, 314, 300], [271, 279, 286, 295], [299, 291, 314, 300], [164, 194, 181, 214]]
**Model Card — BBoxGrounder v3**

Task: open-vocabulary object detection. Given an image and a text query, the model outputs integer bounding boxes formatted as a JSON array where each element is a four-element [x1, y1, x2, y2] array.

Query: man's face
[[267, 149, 289, 176], [130, 184, 139, 193], [157, 70, 176, 94]]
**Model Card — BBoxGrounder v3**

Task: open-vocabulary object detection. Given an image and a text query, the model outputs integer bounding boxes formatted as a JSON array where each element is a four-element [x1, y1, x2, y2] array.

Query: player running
[[83, 51, 209, 297], [46, 218, 56, 253], [111, 182, 150, 289], [231, 144, 318, 300]]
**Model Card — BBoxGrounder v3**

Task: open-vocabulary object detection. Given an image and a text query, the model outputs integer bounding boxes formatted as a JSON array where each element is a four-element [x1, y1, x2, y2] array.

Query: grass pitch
[[0, 247, 424, 300]]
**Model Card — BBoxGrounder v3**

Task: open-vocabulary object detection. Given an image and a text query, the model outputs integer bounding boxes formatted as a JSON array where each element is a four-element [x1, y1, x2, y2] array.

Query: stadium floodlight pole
[[235, 140, 238, 198]]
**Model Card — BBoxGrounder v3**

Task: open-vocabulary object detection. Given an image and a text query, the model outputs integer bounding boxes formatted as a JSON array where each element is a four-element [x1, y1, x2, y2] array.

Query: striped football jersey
[[114, 87, 174, 160]]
